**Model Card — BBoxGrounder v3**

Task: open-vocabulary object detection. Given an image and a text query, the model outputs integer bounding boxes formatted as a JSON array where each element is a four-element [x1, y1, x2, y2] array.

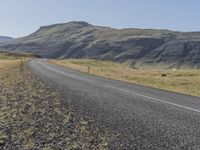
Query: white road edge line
[[107, 85, 200, 113]]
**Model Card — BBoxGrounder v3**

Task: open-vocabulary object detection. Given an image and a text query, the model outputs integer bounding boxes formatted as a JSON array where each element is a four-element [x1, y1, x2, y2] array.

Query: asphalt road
[[28, 59, 200, 149]]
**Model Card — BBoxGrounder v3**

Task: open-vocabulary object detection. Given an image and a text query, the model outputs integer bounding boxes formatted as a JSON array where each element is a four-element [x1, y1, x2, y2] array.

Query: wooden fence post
[[87, 66, 91, 74]]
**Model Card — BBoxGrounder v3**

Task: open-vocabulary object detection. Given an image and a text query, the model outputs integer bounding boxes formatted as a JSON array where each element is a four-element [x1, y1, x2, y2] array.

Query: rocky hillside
[[0, 21, 199, 69], [0, 36, 13, 43]]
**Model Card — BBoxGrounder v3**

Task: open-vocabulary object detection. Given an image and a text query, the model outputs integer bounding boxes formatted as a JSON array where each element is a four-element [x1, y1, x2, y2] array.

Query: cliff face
[[0, 21, 199, 69]]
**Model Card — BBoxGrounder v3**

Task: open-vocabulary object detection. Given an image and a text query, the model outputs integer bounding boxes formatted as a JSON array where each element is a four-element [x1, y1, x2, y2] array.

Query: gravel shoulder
[[0, 61, 115, 149]]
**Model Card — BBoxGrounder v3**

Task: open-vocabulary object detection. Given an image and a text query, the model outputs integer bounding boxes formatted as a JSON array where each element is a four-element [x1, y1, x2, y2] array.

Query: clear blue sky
[[0, 0, 199, 37]]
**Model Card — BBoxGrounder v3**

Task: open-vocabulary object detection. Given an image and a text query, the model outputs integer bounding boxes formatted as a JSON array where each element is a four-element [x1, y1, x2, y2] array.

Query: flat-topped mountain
[[0, 36, 14, 43], [0, 21, 199, 69]]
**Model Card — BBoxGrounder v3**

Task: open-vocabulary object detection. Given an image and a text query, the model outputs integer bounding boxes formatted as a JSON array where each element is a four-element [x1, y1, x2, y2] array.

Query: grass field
[[0, 53, 26, 70], [51, 59, 200, 97], [0, 52, 35, 60], [0, 53, 22, 60], [0, 53, 15, 60]]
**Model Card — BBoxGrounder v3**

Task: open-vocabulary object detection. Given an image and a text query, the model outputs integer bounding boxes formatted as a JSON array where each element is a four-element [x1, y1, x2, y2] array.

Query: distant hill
[[0, 36, 14, 43], [0, 21, 199, 69]]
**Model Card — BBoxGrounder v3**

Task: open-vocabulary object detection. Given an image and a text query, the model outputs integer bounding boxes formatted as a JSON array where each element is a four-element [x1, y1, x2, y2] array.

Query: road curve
[[28, 59, 200, 149]]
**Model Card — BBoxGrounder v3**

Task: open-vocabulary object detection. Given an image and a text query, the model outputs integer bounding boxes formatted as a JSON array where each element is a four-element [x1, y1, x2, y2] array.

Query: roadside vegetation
[[0, 53, 15, 60], [51, 59, 200, 97], [0, 52, 38, 60], [0, 54, 114, 149]]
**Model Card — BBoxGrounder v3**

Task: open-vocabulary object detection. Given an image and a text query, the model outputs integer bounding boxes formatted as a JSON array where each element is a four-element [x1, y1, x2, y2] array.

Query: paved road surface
[[28, 59, 200, 149]]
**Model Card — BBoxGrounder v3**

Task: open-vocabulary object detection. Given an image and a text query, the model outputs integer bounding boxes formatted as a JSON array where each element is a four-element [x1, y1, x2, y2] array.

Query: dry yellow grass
[[0, 53, 27, 71], [50, 59, 200, 97], [0, 60, 22, 71]]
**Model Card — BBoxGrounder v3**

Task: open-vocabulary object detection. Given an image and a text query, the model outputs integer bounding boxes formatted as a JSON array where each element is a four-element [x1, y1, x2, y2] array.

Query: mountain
[[0, 36, 14, 43], [0, 21, 199, 69]]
